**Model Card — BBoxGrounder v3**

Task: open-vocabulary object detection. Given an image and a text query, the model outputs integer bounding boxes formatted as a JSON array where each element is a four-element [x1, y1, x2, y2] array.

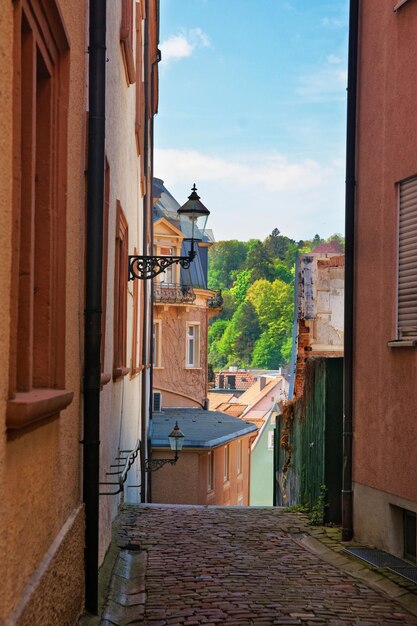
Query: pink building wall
[[353, 0, 417, 552]]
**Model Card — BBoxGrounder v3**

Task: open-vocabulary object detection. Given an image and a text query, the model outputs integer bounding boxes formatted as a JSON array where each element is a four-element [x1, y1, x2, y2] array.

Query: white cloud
[[321, 17, 345, 28], [154, 148, 345, 241], [160, 28, 210, 65], [327, 53, 342, 65]]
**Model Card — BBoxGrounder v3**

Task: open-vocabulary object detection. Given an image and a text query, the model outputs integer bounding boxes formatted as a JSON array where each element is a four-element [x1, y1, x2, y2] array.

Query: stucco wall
[[154, 303, 209, 409], [152, 437, 251, 506], [98, 0, 146, 562], [0, 0, 86, 623], [353, 0, 417, 505]]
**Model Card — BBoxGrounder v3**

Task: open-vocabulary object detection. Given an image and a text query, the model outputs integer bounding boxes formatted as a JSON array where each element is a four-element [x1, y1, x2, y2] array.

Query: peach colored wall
[[353, 0, 417, 503], [98, 0, 150, 562], [0, 0, 86, 623], [152, 436, 252, 506], [154, 300, 209, 409]]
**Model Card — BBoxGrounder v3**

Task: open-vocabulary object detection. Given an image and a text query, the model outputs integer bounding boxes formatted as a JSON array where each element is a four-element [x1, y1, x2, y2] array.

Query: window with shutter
[[398, 176, 417, 339]]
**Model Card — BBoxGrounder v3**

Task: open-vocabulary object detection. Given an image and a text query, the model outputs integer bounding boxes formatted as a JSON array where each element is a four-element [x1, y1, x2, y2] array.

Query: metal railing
[[208, 290, 223, 309], [99, 439, 141, 496], [153, 282, 196, 304]]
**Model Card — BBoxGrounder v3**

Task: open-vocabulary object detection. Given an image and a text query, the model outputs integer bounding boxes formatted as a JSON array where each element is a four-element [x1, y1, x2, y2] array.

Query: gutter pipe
[[83, 0, 106, 613], [140, 0, 152, 503], [342, 0, 359, 542]]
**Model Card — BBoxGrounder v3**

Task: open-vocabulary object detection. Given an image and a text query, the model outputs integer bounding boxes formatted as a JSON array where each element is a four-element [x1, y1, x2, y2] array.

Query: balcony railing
[[208, 290, 224, 309], [153, 282, 196, 304]]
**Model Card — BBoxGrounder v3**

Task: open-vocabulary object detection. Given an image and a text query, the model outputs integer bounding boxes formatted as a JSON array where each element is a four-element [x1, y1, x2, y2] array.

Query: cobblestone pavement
[[101, 504, 417, 626]]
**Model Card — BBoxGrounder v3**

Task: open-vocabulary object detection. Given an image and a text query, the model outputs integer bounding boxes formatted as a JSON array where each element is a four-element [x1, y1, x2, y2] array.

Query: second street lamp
[[128, 184, 210, 280]]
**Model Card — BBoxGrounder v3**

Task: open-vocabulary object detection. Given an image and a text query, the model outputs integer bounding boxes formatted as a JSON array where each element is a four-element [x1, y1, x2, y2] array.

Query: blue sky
[[154, 0, 349, 242]]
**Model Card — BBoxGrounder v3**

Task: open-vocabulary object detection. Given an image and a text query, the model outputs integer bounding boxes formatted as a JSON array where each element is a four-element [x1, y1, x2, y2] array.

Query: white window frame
[[223, 445, 229, 483], [207, 451, 214, 492], [186, 322, 200, 368], [152, 320, 162, 367]]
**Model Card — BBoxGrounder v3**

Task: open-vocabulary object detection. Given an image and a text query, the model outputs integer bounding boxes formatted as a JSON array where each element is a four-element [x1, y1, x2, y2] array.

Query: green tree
[[251, 332, 281, 369], [275, 263, 293, 284], [230, 269, 252, 304], [230, 301, 261, 366], [246, 241, 275, 282], [208, 240, 249, 290]]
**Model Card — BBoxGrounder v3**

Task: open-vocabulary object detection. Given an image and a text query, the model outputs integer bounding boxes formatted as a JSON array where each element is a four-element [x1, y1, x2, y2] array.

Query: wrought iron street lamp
[[128, 184, 210, 280], [145, 421, 185, 471]]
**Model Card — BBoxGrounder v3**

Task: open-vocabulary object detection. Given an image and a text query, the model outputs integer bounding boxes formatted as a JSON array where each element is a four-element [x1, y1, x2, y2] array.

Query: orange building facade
[[351, 0, 417, 559], [0, 0, 159, 623]]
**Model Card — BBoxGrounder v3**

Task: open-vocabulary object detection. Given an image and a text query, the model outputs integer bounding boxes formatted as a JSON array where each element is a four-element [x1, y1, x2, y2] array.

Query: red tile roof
[[310, 241, 344, 254]]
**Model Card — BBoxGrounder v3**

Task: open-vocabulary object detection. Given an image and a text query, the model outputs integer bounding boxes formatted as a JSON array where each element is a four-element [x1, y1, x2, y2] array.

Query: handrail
[[99, 439, 141, 496], [153, 282, 196, 304], [208, 289, 223, 309]]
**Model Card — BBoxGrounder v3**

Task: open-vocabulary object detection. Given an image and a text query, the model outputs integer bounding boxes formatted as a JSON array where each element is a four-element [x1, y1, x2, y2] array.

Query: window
[[397, 176, 417, 339], [207, 451, 214, 491], [237, 440, 243, 475], [135, 0, 144, 156], [152, 320, 162, 367], [131, 246, 143, 375], [226, 375, 236, 389], [160, 247, 174, 283], [404, 510, 416, 563], [120, 0, 135, 84], [7, 0, 72, 429], [186, 323, 200, 368], [152, 392, 162, 412], [223, 445, 229, 483], [113, 203, 128, 379]]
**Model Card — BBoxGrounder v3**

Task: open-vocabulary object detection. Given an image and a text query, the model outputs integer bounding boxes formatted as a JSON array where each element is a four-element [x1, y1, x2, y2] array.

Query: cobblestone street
[[100, 505, 417, 625]]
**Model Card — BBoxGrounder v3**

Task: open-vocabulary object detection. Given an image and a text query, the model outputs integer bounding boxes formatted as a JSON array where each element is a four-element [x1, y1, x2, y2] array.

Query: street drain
[[344, 547, 417, 584]]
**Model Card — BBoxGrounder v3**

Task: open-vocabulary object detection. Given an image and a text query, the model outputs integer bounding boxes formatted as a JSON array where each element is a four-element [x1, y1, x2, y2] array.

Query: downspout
[[140, 0, 151, 503], [83, 0, 106, 615], [342, 0, 359, 542]]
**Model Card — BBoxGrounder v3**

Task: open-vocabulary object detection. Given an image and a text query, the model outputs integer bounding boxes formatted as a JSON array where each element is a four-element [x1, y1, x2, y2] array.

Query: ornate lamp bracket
[[144, 454, 179, 472], [128, 250, 196, 281]]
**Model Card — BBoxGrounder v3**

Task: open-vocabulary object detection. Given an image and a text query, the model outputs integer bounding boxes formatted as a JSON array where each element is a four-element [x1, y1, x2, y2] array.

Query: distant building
[[149, 180, 257, 507], [292, 253, 344, 398], [214, 369, 256, 391], [151, 410, 257, 506], [152, 179, 221, 410]]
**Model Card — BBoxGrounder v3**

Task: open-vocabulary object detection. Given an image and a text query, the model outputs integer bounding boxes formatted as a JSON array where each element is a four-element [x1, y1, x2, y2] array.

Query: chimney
[[260, 376, 267, 391]]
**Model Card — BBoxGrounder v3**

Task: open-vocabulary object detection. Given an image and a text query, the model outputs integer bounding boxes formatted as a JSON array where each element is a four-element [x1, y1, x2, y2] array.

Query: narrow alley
[[99, 506, 417, 625]]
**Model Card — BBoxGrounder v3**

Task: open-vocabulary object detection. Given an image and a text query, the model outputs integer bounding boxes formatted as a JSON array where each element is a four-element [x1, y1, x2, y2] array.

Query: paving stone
[[98, 504, 417, 625]]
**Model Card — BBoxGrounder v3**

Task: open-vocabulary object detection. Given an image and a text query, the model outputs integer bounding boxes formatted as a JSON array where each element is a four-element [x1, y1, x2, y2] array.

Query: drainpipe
[[83, 0, 106, 614], [342, 0, 359, 542], [140, 0, 152, 503]]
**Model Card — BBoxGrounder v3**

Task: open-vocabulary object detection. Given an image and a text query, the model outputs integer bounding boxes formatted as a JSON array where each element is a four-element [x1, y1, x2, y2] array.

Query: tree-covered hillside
[[208, 229, 344, 371]]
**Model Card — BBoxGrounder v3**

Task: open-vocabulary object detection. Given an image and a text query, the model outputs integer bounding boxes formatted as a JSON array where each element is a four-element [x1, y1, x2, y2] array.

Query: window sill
[[113, 367, 130, 381], [6, 388, 74, 430], [185, 367, 202, 371], [387, 339, 417, 347]]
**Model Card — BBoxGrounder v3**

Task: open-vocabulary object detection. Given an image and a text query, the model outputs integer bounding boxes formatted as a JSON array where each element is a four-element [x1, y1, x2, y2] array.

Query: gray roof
[[151, 408, 258, 449]]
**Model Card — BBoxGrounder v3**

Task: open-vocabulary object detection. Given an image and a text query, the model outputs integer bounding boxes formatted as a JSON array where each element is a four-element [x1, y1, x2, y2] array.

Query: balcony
[[208, 290, 224, 309], [153, 282, 196, 304]]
